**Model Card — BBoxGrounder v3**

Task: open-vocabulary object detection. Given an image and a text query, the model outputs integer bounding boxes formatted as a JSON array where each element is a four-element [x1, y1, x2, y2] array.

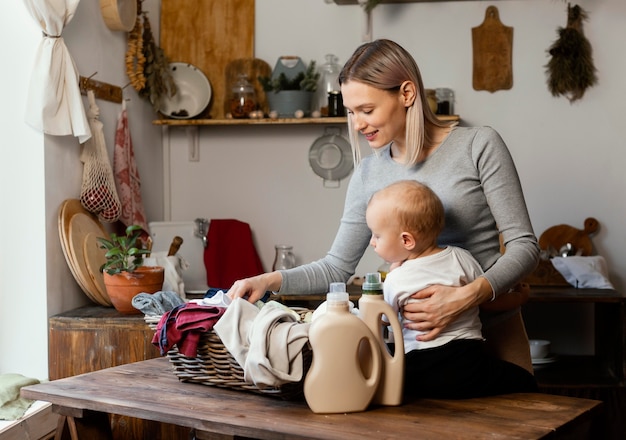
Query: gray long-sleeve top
[[280, 126, 539, 322]]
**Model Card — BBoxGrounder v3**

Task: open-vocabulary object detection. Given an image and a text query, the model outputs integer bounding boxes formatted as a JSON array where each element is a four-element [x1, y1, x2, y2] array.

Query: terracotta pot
[[103, 266, 165, 315]]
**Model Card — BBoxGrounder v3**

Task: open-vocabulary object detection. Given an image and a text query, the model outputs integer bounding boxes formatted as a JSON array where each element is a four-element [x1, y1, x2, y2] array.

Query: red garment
[[152, 303, 226, 358], [203, 219, 265, 288]]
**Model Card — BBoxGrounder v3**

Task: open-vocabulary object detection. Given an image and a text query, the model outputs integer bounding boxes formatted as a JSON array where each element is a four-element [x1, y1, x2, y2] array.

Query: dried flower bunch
[[545, 4, 597, 102], [125, 3, 176, 110]]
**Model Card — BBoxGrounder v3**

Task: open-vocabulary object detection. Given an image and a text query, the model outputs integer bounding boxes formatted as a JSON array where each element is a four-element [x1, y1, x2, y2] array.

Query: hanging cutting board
[[472, 6, 513, 93], [538, 217, 599, 256], [160, 0, 255, 119]]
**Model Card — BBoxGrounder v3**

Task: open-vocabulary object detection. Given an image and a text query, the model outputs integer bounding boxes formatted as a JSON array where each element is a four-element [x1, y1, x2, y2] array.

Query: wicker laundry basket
[[145, 307, 312, 400]]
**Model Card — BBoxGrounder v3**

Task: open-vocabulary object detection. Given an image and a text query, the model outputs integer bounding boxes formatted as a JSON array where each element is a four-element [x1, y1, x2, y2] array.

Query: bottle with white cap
[[359, 272, 405, 406], [304, 282, 381, 414]]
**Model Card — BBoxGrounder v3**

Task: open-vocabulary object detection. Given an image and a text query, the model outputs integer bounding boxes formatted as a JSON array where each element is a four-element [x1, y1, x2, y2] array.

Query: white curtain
[[23, 0, 91, 143]]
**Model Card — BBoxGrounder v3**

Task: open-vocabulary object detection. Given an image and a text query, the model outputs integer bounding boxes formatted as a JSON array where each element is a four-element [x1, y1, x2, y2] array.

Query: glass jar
[[229, 74, 257, 119], [425, 89, 438, 114], [435, 88, 454, 115], [317, 54, 341, 116], [272, 245, 296, 271]]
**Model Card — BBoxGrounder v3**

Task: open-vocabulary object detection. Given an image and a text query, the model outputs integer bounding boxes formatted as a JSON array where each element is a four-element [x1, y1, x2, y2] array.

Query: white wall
[[2, 0, 625, 377], [0, 3, 47, 379], [0, 0, 162, 378]]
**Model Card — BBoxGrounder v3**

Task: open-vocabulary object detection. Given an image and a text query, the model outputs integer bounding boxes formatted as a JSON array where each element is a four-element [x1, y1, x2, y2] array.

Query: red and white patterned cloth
[[113, 100, 149, 235]]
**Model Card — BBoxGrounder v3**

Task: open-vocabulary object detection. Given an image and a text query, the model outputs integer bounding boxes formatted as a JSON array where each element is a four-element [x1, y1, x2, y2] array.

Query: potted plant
[[258, 59, 320, 117], [98, 224, 164, 315]]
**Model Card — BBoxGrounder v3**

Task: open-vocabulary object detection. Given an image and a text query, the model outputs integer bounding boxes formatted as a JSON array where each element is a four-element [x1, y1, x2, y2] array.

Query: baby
[[366, 180, 536, 398]]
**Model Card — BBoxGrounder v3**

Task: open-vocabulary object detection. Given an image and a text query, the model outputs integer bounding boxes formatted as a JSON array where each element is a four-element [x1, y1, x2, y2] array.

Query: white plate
[[158, 63, 212, 119], [532, 355, 558, 365], [308, 133, 353, 182]]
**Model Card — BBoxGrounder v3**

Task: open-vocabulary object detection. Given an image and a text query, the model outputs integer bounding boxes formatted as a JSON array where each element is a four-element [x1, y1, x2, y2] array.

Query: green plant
[[258, 61, 320, 93], [362, 0, 381, 13], [97, 225, 150, 275]]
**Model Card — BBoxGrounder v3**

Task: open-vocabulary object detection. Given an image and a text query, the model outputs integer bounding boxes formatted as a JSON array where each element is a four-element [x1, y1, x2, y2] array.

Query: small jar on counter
[[272, 245, 296, 271], [435, 88, 454, 115], [425, 89, 438, 114], [327, 91, 344, 117]]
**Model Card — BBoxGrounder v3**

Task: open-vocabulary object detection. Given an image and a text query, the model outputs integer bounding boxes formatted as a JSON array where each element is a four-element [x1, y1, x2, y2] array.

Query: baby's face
[[366, 199, 405, 264]]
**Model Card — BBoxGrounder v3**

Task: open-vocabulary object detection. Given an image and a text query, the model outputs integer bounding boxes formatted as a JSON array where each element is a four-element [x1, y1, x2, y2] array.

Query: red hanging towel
[[113, 100, 149, 235], [203, 219, 265, 289]]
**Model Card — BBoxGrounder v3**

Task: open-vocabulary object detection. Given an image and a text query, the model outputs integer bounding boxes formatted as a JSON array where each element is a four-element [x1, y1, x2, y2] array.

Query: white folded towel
[[551, 256, 614, 289]]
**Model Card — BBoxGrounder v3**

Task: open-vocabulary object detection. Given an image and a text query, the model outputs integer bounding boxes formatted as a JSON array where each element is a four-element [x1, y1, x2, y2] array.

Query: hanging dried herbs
[[545, 4, 597, 103], [125, 15, 146, 92], [124, 1, 176, 111], [139, 14, 176, 110]]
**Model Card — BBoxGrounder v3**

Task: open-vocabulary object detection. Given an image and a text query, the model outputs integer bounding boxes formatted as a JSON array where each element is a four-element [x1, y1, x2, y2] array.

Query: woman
[[228, 39, 540, 373]]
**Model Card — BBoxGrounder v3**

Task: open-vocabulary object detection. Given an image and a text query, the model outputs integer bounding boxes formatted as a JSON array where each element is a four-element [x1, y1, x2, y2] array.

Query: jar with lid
[[229, 74, 257, 119], [317, 54, 341, 116], [435, 88, 454, 115], [425, 89, 438, 114], [272, 245, 296, 271]]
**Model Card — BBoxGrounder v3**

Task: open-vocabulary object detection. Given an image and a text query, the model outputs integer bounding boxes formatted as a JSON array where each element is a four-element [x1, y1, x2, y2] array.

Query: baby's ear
[[401, 232, 415, 250]]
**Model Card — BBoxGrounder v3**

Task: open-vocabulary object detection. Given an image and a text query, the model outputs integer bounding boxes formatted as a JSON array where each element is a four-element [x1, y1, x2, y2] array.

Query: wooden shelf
[[334, 0, 473, 4], [153, 115, 459, 126], [534, 355, 624, 389], [525, 287, 626, 388], [153, 117, 348, 126]]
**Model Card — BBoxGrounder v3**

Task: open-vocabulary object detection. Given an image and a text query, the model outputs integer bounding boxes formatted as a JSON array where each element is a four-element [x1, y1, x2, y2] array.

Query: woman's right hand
[[226, 271, 282, 303]]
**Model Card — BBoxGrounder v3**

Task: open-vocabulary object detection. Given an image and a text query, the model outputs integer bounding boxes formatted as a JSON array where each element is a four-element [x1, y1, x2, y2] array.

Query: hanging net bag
[[79, 90, 122, 223]]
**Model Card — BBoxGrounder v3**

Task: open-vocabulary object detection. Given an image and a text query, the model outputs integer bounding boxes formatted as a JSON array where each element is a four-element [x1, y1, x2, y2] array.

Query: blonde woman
[[228, 39, 539, 373]]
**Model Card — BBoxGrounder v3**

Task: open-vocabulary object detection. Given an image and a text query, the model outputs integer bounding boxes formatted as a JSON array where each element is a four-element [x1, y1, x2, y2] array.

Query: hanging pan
[[308, 129, 353, 187]]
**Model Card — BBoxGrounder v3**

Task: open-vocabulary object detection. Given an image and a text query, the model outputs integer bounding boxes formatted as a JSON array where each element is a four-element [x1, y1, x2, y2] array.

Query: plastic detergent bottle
[[358, 272, 405, 406], [304, 282, 381, 414]]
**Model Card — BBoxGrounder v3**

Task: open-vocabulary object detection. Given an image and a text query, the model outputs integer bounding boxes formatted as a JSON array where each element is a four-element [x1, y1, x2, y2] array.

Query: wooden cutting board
[[538, 217, 599, 256], [160, 0, 255, 119], [472, 6, 513, 92], [69, 213, 112, 306], [84, 232, 110, 305]]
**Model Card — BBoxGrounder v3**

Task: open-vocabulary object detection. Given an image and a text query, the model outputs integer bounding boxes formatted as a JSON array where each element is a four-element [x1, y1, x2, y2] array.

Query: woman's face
[[341, 80, 409, 151]]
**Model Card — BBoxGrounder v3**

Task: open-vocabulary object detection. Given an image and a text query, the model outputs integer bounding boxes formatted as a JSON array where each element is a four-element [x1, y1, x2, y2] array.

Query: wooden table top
[[22, 357, 601, 440]]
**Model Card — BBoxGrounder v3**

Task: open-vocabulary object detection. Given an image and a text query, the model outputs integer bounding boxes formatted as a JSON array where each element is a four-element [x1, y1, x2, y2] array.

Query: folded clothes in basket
[[214, 298, 310, 389], [152, 303, 226, 357], [133, 290, 185, 316]]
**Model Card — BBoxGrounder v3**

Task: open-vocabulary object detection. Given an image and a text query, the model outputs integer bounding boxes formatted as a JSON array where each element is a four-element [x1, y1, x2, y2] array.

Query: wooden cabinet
[[48, 305, 190, 439], [48, 306, 159, 380], [523, 287, 626, 439], [523, 287, 625, 388]]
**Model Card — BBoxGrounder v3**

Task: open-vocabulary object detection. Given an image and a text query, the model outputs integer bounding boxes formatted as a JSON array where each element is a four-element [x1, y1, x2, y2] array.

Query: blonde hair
[[371, 180, 445, 243], [339, 39, 457, 166]]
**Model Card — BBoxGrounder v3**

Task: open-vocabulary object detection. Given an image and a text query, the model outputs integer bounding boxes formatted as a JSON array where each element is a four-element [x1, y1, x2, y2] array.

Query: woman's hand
[[227, 271, 282, 303], [402, 277, 493, 341]]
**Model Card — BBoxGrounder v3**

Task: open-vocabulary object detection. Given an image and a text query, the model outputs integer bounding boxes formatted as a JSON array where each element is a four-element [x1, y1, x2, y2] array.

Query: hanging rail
[[79, 74, 123, 104]]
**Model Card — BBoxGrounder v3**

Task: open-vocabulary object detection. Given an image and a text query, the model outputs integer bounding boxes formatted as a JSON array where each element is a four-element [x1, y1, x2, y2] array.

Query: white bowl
[[529, 339, 551, 359], [158, 63, 212, 119]]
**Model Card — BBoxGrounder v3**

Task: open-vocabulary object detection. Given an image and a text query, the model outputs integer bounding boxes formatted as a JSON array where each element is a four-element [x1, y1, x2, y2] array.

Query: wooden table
[[21, 357, 602, 440]]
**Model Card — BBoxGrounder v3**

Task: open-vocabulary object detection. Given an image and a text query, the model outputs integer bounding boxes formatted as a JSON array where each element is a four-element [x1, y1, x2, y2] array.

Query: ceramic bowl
[[158, 63, 212, 119], [529, 339, 551, 359]]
